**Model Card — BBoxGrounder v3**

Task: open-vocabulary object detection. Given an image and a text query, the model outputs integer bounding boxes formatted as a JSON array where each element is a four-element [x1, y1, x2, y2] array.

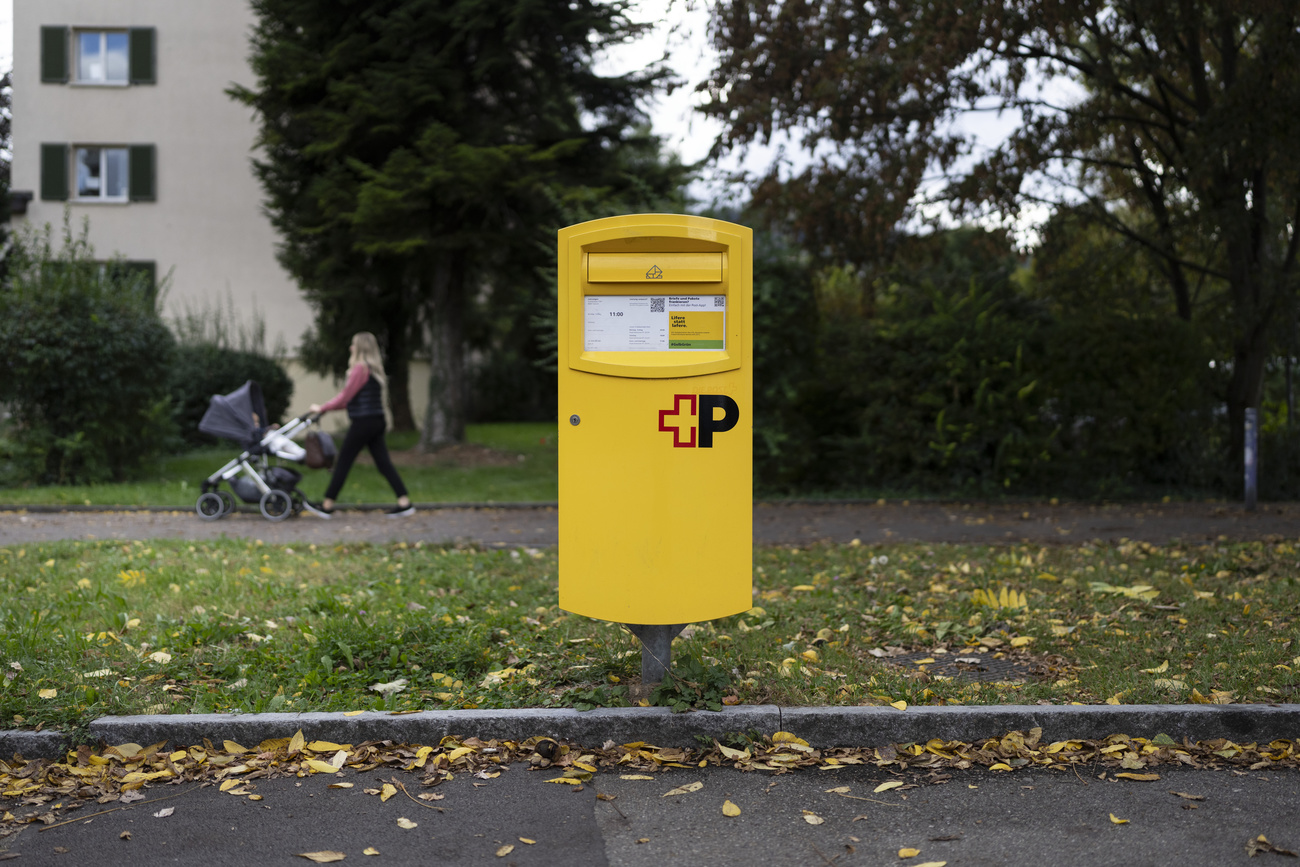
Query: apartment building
[[12, 0, 429, 423]]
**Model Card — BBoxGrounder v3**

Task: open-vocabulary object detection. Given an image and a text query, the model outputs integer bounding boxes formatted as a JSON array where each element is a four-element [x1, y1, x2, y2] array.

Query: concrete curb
[[0, 729, 70, 761], [5, 704, 1297, 761]]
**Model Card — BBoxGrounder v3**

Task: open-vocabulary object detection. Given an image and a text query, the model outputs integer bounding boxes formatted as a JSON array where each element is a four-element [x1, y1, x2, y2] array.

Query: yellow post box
[[557, 214, 752, 628]]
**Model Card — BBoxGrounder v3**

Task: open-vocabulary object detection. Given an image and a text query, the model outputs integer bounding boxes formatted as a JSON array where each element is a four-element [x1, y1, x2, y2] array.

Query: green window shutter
[[41, 26, 69, 83], [128, 27, 156, 84], [40, 143, 69, 201], [129, 145, 156, 201]]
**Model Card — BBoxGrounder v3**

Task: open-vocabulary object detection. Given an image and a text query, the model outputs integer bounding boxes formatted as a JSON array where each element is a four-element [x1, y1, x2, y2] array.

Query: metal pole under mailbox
[[1244, 407, 1258, 512]]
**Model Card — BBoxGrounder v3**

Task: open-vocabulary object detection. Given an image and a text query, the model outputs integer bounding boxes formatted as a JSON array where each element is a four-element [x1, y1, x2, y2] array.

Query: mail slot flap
[[588, 252, 723, 283]]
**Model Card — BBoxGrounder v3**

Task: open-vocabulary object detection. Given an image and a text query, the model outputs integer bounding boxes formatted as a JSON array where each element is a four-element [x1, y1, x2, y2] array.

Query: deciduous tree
[[703, 0, 1300, 459]]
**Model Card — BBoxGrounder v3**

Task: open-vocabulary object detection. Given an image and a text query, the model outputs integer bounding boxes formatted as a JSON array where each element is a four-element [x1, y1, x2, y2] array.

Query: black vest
[[347, 371, 385, 420]]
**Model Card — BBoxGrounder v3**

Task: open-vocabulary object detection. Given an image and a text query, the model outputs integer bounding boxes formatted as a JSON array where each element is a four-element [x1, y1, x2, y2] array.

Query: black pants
[[324, 415, 408, 501]]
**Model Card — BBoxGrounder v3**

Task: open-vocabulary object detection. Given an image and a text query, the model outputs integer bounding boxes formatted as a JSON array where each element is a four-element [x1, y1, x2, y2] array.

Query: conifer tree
[[235, 0, 683, 442]]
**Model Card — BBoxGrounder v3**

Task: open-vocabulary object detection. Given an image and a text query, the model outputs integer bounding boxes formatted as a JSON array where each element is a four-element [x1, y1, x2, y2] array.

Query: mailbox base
[[625, 623, 686, 689]]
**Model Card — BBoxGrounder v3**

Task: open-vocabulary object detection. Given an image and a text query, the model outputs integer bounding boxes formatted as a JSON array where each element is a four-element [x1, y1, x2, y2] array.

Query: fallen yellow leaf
[[722, 800, 741, 817], [248, 794, 263, 801], [874, 781, 904, 793], [344, 710, 364, 717], [289, 730, 306, 754], [890, 700, 908, 711], [306, 741, 351, 753], [1109, 813, 1129, 825], [1114, 773, 1161, 782], [38, 689, 57, 699], [662, 782, 704, 797], [219, 780, 240, 792], [495, 845, 514, 857], [899, 848, 921, 858], [396, 817, 418, 829], [518, 838, 536, 845], [306, 760, 340, 774], [802, 811, 824, 825], [1140, 661, 1170, 674], [772, 732, 810, 746], [363, 848, 379, 856], [223, 740, 249, 754], [1009, 636, 1034, 648], [988, 763, 1013, 772], [825, 787, 851, 794], [543, 777, 584, 785], [298, 853, 346, 863], [620, 775, 656, 781], [914, 862, 949, 867], [380, 784, 397, 802], [329, 783, 355, 789]]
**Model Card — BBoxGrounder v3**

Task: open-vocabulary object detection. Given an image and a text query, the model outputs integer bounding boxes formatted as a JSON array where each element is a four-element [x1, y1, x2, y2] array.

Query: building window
[[41, 26, 155, 85], [75, 147, 130, 201], [76, 31, 129, 84]]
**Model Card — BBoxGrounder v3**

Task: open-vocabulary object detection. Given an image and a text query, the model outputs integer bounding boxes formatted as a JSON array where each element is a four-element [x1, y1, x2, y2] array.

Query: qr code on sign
[[713, 296, 725, 307], [650, 298, 665, 313]]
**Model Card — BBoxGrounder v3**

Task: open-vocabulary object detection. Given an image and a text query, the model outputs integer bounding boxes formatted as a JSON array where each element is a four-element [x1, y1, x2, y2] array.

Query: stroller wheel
[[260, 489, 293, 522], [196, 492, 226, 521], [217, 491, 235, 516]]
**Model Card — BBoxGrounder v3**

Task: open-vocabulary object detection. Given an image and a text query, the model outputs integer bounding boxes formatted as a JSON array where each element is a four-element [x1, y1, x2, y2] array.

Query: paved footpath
[[4, 500, 1299, 546], [4, 763, 1297, 866]]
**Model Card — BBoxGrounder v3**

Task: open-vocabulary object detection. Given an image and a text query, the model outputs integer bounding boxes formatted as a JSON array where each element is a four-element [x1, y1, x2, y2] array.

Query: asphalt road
[[3, 763, 1296, 866], [4, 500, 1299, 547]]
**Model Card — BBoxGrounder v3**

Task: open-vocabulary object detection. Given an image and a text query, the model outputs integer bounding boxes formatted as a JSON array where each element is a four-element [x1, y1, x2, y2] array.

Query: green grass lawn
[[0, 422, 558, 506], [3, 536, 1298, 733]]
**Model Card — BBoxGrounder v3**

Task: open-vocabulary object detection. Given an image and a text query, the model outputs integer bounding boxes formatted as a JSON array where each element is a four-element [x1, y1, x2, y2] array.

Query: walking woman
[[309, 332, 415, 517]]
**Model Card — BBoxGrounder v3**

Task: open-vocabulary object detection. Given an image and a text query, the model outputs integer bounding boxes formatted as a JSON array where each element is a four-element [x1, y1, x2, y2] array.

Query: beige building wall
[[12, 0, 432, 426]]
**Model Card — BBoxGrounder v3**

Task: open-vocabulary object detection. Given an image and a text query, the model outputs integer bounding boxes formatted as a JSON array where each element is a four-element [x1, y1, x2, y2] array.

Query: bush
[[0, 218, 176, 484], [169, 345, 294, 446]]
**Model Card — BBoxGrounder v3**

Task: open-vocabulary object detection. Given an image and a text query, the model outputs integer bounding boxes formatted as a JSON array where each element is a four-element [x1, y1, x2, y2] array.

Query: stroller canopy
[[199, 380, 267, 443]]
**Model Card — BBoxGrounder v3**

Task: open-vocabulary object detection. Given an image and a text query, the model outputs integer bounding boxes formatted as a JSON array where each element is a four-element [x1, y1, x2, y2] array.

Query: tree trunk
[[421, 252, 467, 450], [383, 313, 417, 433]]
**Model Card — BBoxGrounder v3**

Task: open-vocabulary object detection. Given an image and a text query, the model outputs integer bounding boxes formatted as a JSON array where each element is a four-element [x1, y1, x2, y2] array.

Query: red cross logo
[[658, 394, 697, 448]]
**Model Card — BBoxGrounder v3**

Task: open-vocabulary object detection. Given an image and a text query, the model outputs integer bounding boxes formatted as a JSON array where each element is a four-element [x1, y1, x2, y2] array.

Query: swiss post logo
[[658, 394, 739, 448]]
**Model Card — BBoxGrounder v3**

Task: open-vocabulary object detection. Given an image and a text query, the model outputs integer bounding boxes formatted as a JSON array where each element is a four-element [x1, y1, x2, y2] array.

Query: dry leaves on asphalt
[[299, 853, 346, 863], [4, 726, 1300, 835], [1245, 835, 1298, 857]]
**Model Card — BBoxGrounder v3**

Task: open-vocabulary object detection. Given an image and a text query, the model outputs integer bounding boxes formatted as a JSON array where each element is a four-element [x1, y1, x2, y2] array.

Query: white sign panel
[[584, 296, 726, 351]]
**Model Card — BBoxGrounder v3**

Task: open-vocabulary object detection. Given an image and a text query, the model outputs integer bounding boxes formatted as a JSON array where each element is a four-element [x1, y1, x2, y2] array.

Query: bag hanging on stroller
[[193, 380, 323, 522], [304, 425, 336, 469]]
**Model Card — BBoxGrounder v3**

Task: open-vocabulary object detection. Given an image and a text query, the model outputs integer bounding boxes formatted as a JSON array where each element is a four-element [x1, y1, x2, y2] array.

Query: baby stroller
[[194, 380, 321, 522]]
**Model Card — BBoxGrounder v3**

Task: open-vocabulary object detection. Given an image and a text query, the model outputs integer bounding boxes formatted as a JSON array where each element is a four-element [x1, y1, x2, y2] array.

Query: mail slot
[[588, 252, 723, 283]]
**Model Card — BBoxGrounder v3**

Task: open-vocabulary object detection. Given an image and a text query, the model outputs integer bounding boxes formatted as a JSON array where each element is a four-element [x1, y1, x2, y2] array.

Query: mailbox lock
[[570, 414, 581, 426]]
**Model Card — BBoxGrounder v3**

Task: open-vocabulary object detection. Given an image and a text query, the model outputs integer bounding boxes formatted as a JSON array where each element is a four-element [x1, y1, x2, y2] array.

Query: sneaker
[[302, 502, 333, 518], [385, 504, 416, 518]]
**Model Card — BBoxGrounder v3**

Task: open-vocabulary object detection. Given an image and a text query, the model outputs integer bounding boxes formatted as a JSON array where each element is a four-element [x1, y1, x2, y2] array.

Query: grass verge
[[2, 537, 1298, 732], [0, 423, 559, 507]]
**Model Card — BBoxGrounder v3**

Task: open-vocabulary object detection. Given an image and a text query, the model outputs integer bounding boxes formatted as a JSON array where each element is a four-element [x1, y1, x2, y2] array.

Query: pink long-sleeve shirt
[[319, 363, 370, 413]]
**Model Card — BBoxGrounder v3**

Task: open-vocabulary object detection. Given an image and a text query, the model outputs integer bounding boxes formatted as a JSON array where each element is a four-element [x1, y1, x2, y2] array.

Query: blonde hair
[[348, 332, 387, 387]]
